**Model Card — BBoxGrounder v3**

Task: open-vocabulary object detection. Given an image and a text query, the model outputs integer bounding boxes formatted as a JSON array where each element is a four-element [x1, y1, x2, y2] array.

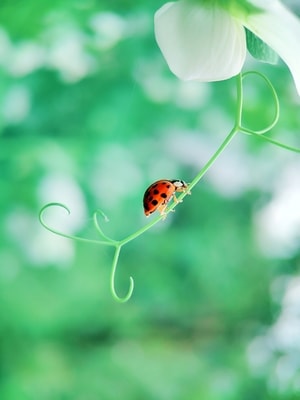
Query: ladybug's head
[[170, 180, 188, 190]]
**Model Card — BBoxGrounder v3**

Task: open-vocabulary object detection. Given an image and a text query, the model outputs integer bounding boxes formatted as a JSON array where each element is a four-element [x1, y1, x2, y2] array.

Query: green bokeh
[[0, 1, 300, 399]]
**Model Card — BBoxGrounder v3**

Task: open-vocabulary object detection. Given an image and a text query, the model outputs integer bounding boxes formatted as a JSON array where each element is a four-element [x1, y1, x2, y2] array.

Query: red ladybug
[[143, 179, 190, 217]]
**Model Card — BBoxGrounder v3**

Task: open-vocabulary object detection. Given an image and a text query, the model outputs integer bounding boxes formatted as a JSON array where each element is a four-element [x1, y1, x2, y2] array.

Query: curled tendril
[[92, 209, 135, 301], [239, 71, 300, 153], [110, 246, 134, 303], [39, 202, 135, 302], [241, 71, 279, 134], [93, 209, 116, 243], [39, 202, 71, 236], [39, 202, 110, 245]]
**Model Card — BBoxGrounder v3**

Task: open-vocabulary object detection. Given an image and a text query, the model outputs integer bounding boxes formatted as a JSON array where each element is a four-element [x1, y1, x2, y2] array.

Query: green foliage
[[1, 0, 300, 399]]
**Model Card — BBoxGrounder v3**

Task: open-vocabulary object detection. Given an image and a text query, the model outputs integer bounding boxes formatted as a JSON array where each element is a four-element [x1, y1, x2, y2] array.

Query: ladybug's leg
[[173, 194, 182, 204], [157, 203, 169, 219]]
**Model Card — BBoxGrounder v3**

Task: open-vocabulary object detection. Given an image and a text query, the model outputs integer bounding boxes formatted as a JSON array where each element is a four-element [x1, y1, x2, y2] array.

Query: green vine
[[39, 71, 300, 302]]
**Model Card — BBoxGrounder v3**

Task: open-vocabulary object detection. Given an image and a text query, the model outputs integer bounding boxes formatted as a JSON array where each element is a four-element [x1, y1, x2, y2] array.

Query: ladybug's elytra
[[143, 179, 190, 217]]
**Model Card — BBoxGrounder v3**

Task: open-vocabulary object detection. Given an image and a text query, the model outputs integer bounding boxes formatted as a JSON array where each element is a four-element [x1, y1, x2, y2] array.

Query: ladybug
[[143, 179, 190, 217]]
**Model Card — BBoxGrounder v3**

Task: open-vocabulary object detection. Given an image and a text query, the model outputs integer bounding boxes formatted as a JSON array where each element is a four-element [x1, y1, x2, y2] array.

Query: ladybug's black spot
[[153, 189, 159, 195], [151, 199, 158, 206], [166, 184, 171, 188], [160, 193, 168, 199]]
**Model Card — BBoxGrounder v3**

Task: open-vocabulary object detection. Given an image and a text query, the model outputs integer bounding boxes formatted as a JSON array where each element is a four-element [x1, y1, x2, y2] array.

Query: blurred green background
[[1, 1, 300, 399]]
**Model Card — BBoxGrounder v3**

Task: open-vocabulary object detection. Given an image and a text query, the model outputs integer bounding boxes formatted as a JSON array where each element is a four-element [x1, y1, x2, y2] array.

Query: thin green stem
[[120, 208, 170, 245], [113, 122, 240, 301], [185, 127, 238, 193], [120, 74, 244, 245], [241, 129, 300, 153], [235, 73, 243, 129], [120, 126, 239, 246]]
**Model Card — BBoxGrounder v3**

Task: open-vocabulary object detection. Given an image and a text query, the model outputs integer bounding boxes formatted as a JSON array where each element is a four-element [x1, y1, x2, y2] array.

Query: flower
[[154, 0, 300, 95]]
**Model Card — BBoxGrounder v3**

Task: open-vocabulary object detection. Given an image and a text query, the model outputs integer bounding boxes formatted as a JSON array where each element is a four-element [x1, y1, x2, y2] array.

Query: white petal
[[242, 0, 300, 95], [154, 1, 246, 82]]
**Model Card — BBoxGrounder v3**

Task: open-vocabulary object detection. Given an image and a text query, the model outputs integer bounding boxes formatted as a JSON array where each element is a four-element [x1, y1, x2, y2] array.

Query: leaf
[[245, 28, 279, 64]]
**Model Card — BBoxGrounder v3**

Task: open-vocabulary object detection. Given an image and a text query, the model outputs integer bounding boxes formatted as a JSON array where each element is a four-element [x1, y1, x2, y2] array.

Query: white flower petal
[[242, 0, 300, 95], [154, 1, 246, 82]]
